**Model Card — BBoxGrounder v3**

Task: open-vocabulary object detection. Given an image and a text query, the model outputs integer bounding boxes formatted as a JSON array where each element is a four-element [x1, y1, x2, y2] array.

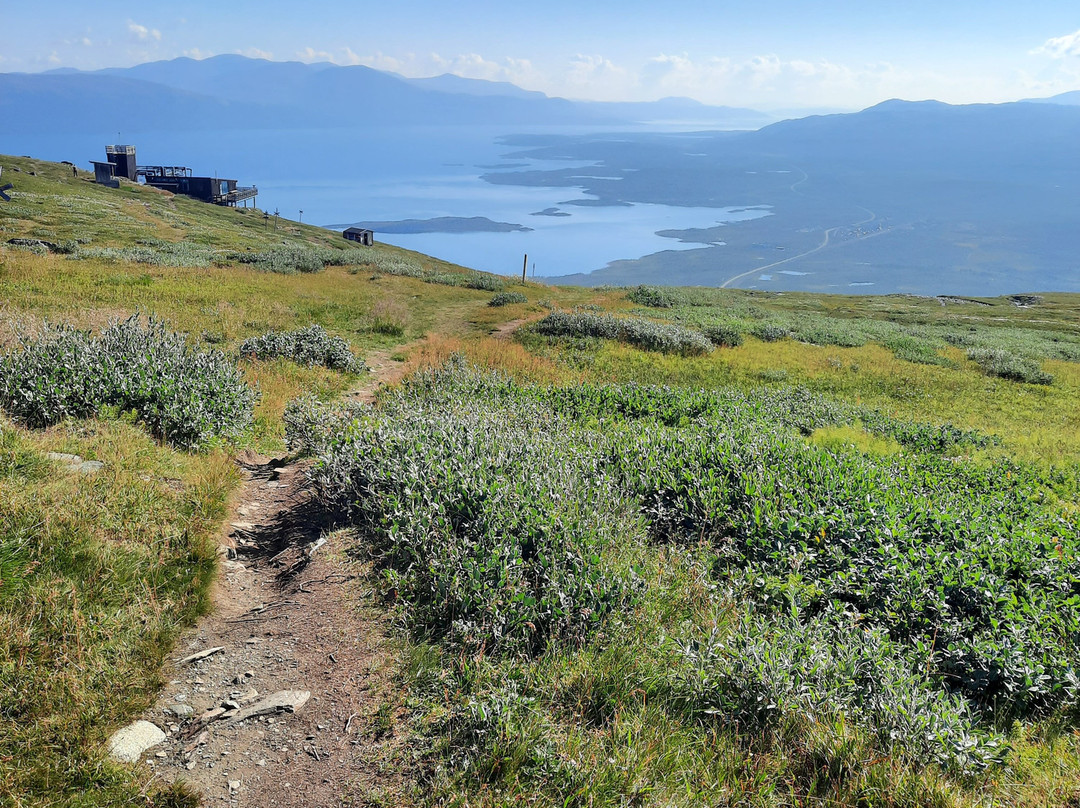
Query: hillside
[[2, 155, 1080, 808]]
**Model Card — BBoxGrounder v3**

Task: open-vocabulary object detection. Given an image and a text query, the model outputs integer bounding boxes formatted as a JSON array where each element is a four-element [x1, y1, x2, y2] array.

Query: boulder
[[107, 720, 166, 763]]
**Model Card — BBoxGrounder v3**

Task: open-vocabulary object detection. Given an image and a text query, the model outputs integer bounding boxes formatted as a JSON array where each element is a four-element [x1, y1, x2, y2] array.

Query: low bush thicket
[[293, 359, 1075, 783], [967, 347, 1053, 385], [289, 386, 637, 657], [239, 324, 366, 373], [701, 322, 743, 348], [752, 323, 791, 342], [489, 291, 528, 307], [227, 245, 381, 274], [0, 315, 255, 448], [533, 311, 714, 356], [74, 241, 215, 268], [627, 285, 684, 308], [349, 251, 506, 291]]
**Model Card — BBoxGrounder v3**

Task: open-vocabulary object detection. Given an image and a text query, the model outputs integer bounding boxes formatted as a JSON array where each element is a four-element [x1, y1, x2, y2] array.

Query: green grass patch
[[0, 420, 235, 806]]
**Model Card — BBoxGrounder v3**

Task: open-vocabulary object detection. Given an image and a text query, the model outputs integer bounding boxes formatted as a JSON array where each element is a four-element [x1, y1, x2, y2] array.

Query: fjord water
[[9, 125, 766, 279]]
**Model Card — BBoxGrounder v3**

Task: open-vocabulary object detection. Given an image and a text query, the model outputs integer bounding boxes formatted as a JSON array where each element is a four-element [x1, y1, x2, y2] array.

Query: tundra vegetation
[[2, 154, 1080, 807]]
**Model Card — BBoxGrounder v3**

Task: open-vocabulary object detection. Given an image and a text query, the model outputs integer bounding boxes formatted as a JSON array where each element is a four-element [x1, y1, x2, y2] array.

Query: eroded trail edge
[[134, 357, 416, 807]]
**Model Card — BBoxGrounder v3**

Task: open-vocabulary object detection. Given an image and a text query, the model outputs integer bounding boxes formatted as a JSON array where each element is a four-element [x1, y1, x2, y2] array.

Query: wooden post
[[522, 253, 528, 285]]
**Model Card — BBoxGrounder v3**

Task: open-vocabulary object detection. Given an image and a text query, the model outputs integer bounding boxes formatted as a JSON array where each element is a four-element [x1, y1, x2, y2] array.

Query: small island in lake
[[329, 216, 532, 234]]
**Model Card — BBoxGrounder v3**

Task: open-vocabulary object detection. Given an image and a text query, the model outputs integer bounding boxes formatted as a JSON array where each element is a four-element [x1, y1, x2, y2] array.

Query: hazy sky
[[4, 0, 1080, 109]]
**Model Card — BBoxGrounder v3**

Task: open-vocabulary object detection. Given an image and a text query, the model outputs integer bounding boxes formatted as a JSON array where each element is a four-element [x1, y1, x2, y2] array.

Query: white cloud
[[238, 47, 274, 60], [1034, 29, 1080, 59], [426, 52, 541, 85], [559, 54, 629, 98], [128, 21, 161, 42], [288, 47, 542, 88], [183, 48, 209, 60], [610, 52, 938, 108], [296, 46, 334, 63], [338, 47, 364, 66]]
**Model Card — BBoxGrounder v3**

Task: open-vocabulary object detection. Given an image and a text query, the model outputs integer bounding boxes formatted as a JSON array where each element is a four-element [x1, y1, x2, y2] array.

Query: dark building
[[90, 161, 119, 188], [139, 166, 258, 206], [343, 227, 374, 246], [93, 145, 258, 206], [105, 145, 137, 181]]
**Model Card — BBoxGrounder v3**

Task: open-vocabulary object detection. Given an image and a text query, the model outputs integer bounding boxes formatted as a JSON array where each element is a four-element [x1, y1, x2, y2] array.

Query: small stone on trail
[[183, 731, 209, 753], [108, 720, 166, 763], [229, 780, 241, 793], [167, 703, 194, 718], [178, 646, 225, 665], [186, 761, 197, 770], [199, 706, 226, 723]]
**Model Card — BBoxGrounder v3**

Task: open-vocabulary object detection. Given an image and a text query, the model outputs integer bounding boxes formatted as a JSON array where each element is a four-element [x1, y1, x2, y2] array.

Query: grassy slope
[[1, 153, 1078, 806]]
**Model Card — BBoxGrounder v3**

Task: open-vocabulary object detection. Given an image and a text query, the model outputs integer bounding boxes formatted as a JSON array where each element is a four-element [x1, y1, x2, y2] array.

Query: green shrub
[[290, 371, 636, 657], [74, 241, 215, 268], [627, 285, 682, 308], [884, 335, 954, 367], [533, 311, 713, 356], [702, 323, 744, 348], [790, 321, 867, 348], [489, 291, 528, 307], [0, 315, 255, 448], [348, 252, 506, 291], [229, 246, 323, 273], [239, 324, 365, 373], [296, 360, 1074, 777], [676, 611, 1003, 772], [967, 347, 1053, 385], [752, 324, 791, 342]]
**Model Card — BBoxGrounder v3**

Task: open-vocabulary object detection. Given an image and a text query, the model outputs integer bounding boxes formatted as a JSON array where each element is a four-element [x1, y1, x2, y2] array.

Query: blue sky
[[3, 0, 1079, 109]]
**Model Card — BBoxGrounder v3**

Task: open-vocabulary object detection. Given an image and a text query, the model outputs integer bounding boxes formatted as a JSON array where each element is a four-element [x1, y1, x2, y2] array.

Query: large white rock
[[107, 720, 166, 763]]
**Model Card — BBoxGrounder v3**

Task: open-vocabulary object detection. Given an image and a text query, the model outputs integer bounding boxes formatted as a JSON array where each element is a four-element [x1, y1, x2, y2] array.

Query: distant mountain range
[[1, 54, 771, 133], [1023, 89, 1080, 106]]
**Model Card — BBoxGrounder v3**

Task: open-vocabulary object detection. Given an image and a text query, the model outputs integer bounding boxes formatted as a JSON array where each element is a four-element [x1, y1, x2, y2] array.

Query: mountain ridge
[[6, 54, 771, 133]]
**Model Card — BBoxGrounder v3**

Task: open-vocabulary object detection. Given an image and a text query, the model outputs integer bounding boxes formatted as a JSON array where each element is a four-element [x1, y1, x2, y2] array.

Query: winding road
[[719, 166, 878, 288]]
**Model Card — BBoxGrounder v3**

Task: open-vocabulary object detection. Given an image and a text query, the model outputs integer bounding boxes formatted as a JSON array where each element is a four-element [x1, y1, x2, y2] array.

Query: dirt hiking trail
[[135, 352, 418, 807]]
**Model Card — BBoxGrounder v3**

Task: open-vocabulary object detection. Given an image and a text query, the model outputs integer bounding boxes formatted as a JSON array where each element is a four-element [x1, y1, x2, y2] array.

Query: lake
[[4, 125, 766, 279]]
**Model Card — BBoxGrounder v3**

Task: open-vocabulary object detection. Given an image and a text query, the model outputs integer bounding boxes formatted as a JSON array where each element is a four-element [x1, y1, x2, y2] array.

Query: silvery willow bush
[[239, 324, 366, 373], [288, 369, 636, 658], [533, 310, 714, 356], [967, 347, 1053, 385], [488, 291, 528, 307], [0, 315, 255, 449], [291, 358, 1079, 772]]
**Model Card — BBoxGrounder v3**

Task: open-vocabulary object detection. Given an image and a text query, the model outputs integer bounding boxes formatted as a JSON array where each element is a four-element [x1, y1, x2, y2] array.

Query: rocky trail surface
[[116, 353, 418, 807]]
